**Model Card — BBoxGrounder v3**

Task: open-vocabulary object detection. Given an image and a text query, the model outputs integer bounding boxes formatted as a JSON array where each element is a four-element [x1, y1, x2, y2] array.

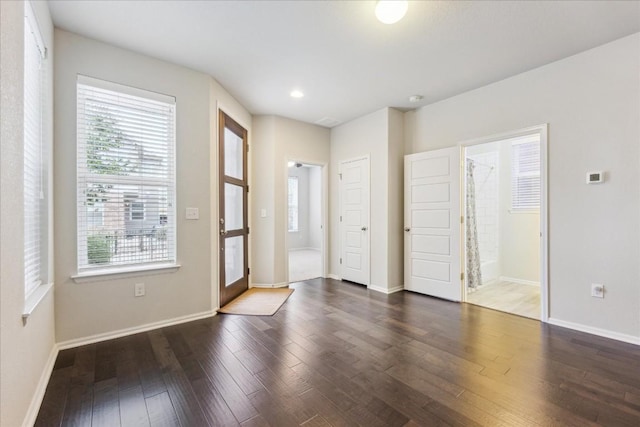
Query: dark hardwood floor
[[36, 278, 640, 426]]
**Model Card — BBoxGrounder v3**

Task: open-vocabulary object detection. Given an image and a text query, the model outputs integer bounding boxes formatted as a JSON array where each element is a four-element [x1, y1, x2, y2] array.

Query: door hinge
[[247, 144, 250, 153], [340, 215, 342, 222], [460, 216, 464, 224], [460, 272, 464, 281], [340, 258, 342, 264], [248, 267, 250, 275], [339, 173, 342, 180], [247, 227, 250, 234], [247, 185, 250, 193]]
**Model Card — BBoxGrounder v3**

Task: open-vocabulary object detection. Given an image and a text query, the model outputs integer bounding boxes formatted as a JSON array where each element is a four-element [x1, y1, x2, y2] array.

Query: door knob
[[404, 227, 411, 232], [361, 226, 368, 231]]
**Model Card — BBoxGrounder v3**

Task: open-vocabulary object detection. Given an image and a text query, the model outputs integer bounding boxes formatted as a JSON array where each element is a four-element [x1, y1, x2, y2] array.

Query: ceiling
[[48, 0, 640, 127]]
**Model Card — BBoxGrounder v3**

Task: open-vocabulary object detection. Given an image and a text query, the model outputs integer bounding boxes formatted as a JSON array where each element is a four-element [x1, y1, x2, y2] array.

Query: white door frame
[[458, 124, 549, 322], [338, 155, 371, 286], [284, 158, 329, 283]]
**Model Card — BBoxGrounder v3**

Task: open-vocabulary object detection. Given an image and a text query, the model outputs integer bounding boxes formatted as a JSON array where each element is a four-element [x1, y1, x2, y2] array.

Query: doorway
[[287, 161, 324, 283], [463, 131, 544, 319], [218, 111, 249, 307]]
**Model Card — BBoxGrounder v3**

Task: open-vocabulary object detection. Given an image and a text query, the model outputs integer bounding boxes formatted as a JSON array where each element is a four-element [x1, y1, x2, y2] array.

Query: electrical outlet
[[591, 283, 604, 298], [134, 283, 145, 297]]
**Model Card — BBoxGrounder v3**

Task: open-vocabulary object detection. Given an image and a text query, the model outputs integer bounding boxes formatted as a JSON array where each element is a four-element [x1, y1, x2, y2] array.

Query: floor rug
[[218, 288, 294, 316]]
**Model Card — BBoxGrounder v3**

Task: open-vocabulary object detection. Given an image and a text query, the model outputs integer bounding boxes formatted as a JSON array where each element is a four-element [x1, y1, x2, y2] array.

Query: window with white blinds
[[511, 137, 541, 210], [24, 3, 46, 298], [77, 76, 176, 272]]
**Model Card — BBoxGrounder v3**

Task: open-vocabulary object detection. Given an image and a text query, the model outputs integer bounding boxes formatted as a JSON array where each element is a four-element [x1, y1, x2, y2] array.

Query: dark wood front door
[[219, 111, 249, 307]]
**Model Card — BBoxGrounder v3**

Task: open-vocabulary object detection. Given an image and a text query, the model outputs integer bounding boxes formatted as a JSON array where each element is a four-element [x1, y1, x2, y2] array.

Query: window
[[24, 2, 48, 298], [288, 176, 299, 232], [511, 136, 541, 210], [77, 76, 176, 271]]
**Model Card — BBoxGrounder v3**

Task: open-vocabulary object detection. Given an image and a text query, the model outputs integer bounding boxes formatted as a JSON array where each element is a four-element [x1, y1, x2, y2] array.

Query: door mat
[[218, 288, 294, 316]]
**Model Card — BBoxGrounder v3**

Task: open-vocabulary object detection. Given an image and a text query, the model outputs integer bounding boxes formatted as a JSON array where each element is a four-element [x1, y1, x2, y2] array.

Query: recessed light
[[290, 90, 304, 98], [375, 1, 408, 25]]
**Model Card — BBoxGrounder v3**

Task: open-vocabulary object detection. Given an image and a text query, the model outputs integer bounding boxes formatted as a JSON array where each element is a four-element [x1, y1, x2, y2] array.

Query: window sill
[[23, 282, 54, 324], [72, 263, 181, 284], [508, 209, 540, 214]]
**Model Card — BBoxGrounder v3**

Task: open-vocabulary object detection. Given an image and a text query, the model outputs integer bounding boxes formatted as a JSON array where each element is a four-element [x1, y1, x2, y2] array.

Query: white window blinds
[[288, 176, 299, 232], [24, 3, 46, 298], [77, 76, 176, 272], [511, 137, 541, 210]]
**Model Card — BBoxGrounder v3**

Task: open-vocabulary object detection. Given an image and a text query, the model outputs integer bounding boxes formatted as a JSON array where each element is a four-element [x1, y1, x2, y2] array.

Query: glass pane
[[225, 236, 244, 286], [225, 183, 244, 231], [224, 128, 243, 179]]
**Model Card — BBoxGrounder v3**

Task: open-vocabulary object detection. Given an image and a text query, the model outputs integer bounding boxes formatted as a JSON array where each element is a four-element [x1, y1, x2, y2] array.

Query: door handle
[[361, 226, 368, 231], [404, 227, 411, 232]]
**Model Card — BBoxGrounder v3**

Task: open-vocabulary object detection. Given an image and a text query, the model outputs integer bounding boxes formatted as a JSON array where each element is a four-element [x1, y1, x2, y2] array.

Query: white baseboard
[[547, 317, 640, 346], [22, 343, 59, 427], [500, 276, 540, 287], [368, 284, 404, 295], [250, 282, 289, 289], [288, 247, 321, 252], [57, 310, 216, 350], [327, 274, 341, 281]]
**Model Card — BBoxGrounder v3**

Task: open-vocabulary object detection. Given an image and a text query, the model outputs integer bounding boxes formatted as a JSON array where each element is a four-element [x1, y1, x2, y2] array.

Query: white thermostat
[[586, 171, 604, 184]]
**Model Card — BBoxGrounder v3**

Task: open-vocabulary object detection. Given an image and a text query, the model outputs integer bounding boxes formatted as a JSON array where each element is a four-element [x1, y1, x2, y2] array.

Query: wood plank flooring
[[467, 281, 540, 319], [36, 278, 640, 426]]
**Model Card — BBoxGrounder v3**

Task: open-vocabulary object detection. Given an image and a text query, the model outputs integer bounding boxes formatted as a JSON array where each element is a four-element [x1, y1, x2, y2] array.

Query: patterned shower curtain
[[466, 160, 482, 290]]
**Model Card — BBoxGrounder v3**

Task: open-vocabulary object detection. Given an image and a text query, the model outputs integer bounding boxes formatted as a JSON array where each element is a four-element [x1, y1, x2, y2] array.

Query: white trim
[[57, 310, 216, 350], [22, 344, 59, 427], [327, 274, 341, 281], [368, 284, 404, 294], [499, 276, 540, 287], [77, 74, 175, 105], [72, 263, 181, 283], [548, 318, 640, 346], [22, 281, 54, 322], [250, 282, 289, 289]]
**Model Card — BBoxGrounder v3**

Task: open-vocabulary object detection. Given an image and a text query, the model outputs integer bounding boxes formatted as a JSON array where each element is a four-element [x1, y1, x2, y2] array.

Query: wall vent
[[315, 117, 341, 128]]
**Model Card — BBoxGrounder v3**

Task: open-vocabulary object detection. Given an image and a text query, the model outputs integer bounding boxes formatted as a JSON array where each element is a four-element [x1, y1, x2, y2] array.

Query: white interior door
[[340, 157, 370, 285], [404, 147, 462, 301]]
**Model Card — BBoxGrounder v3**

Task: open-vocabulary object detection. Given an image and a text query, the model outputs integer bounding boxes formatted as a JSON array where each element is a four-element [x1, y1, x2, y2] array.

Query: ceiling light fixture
[[375, 0, 408, 25], [290, 90, 304, 98], [409, 94, 423, 102]]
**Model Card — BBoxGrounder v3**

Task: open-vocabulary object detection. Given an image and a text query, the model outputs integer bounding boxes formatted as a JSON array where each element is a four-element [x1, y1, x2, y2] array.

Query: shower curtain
[[466, 160, 482, 290]]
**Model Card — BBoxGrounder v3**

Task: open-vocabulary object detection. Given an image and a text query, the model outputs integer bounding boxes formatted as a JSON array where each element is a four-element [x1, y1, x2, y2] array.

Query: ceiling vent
[[315, 117, 341, 128]]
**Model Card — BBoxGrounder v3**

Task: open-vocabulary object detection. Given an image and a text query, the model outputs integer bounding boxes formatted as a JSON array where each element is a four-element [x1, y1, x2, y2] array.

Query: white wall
[[54, 29, 251, 342], [251, 115, 330, 286], [287, 166, 310, 249], [0, 1, 57, 426], [498, 140, 540, 283], [405, 33, 640, 339], [308, 166, 322, 250], [329, 107, 404, 292]]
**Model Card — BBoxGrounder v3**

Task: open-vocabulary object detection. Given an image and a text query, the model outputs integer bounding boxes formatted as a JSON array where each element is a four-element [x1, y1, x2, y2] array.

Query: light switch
[[260, 208, 267, 218], [185, 207, 199, 220]]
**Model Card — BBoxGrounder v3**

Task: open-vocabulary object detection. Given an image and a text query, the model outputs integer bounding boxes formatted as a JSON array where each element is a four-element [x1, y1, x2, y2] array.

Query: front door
[[404, 147, 462, 301], [340, 157, 370, 286], [219, 111, 249, 307]]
